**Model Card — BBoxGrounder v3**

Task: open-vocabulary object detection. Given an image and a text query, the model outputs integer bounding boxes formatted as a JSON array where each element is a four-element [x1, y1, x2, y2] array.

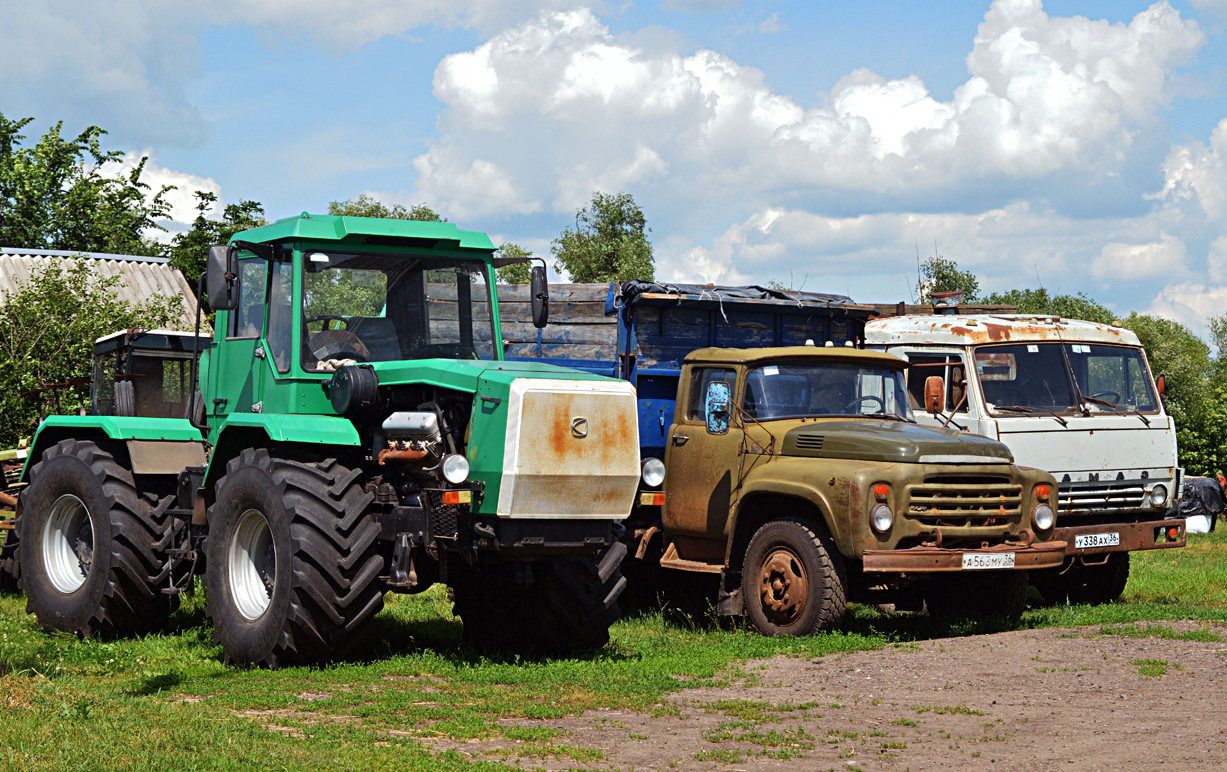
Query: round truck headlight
[[641, 457, 666, 488], [1032, 504, 1055, 531], [870, 504, 893, 534], [1148, 484, 1169, 508], [442, 454, 470, 484]]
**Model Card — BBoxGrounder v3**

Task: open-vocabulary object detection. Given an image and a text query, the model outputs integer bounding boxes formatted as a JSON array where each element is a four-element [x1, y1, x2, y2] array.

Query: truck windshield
[[297, 252, 495, 371], [742, 362, 912, 421], [973, 343, 1158, 414]]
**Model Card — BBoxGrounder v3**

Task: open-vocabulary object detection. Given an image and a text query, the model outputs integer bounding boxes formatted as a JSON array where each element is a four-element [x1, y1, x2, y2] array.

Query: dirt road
[[481, 621, 1227, 770]]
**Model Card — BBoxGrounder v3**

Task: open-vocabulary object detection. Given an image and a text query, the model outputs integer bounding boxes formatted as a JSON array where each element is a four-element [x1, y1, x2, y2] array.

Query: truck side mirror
[[206, 245, 239, 311], [704, 381, 731, 435], [1156, 373, 1166, 398], [531, 265, 549, 328], [924, 375, 944, 415]]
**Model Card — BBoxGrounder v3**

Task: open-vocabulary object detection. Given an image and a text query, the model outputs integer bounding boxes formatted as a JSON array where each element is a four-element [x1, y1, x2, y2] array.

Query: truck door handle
[[672, 434, 689, 446]]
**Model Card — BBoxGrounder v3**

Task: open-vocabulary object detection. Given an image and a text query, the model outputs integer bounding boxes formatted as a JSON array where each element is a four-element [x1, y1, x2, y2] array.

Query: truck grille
[[1058, 480, 1146, 515], [904, 476, 1023, 525]]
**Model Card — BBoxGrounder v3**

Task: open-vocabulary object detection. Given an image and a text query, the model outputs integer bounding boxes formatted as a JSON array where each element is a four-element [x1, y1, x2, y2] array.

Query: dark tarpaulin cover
[[618, 280, 854, 306], [1179, 476, 1226, 528]]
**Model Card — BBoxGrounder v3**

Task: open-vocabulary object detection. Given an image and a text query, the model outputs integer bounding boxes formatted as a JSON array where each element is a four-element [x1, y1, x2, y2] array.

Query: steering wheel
[[845, 395, 885, 414], [1088, 391, 1121, 403], [308, 329, 370, 363], [305, 315, 349, 332]]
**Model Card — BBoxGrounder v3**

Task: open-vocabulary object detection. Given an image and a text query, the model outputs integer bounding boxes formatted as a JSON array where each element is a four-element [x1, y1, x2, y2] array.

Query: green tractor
[[13, 215, 643, 666]]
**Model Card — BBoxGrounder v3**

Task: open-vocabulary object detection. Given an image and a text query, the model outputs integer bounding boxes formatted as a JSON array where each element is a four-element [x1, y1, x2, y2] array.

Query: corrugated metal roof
[[0, 252, 199, 330], [865, 314, 1141, 347]]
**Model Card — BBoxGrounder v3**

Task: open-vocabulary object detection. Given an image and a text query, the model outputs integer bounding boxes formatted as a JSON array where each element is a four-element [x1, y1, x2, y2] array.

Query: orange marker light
[[1167, 527, 1180, 540], [1036, 485, 1052, 498], [441, 490, 472, 506], [873, 484, 890, 500], [639, 492, 667, 507]]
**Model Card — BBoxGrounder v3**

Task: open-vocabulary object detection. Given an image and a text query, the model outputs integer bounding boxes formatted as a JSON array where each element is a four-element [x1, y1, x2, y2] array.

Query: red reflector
[[1167, 527, 1180, 540], [873, 484, 889, 498], [1036, 485, 1051, 498]]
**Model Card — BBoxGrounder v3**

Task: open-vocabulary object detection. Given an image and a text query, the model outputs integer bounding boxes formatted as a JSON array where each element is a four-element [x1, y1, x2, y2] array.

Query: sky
[[3, 0, 1227, 337]]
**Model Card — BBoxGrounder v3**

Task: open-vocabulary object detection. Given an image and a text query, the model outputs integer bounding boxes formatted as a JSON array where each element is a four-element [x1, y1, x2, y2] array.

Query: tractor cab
[[91, 329, 211, 419]]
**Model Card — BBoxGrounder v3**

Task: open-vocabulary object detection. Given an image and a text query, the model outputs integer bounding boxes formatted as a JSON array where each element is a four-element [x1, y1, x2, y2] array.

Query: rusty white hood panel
[[497, 378, 640, 519], [994, 414, 1177, 481]]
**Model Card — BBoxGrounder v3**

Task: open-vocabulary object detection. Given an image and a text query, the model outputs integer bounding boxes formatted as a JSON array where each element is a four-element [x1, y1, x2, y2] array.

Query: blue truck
[[499, 281, 1066, 635]]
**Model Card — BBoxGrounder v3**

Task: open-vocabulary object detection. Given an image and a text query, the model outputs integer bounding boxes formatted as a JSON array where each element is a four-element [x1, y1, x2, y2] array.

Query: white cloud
[[1153, 116, 1227, 221], [413, 2, 1205, 220], [99, 151, 224, 240], [1147, 282, 1227, 338], [1091, 233, 1187, 280]]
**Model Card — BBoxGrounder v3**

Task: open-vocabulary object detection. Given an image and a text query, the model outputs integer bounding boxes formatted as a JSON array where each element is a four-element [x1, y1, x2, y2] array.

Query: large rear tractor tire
[[741, 517, 847, 636], [18, 439, 183, 637], [925, 571, 1029, 619], [1, 525, 20, 592], [204, 449, 384, 667], [454, 542, 628, 657]]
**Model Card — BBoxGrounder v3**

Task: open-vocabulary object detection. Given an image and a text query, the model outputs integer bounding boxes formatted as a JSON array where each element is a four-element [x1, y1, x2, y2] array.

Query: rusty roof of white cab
[[865, 314, 1142, 347]]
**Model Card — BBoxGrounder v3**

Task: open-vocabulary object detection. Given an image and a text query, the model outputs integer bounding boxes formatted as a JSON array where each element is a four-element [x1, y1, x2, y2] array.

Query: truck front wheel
[[741, 517, 847, 636], [19, 439, 182, 637], [205, 449, 384, 667]]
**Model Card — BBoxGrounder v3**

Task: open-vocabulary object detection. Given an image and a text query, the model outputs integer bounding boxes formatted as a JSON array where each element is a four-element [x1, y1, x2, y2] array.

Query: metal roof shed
[[0, 248, 199, 329]]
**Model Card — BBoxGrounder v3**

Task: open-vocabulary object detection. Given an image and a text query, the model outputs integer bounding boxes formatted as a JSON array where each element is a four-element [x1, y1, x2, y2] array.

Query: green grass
[[1129, 658, 1173, 678], [1, 529, 1224, 770]]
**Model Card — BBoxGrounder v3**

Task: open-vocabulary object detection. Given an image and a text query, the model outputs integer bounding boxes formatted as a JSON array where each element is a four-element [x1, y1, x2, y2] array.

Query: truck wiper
[[993, 405, 1069, 427], [1081, 395, 1151, 426]]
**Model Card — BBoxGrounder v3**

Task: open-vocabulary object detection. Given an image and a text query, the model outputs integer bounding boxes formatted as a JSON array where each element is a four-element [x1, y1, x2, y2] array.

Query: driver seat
[[347, 316, 401, 361]]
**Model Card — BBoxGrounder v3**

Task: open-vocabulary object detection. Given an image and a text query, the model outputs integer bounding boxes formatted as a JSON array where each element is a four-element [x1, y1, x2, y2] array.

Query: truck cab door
[[662, 366, 742, 539], [897, 349, 994, 439], [208, 257, 268, 423]]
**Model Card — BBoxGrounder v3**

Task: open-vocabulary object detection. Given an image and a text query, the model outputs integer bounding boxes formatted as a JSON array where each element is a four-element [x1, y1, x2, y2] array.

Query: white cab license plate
[[1074, 532, 1120, 550], [962, 552, 1016, 570]]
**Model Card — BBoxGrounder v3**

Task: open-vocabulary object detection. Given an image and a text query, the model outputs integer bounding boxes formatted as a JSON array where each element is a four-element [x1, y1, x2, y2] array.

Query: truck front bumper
[[1053, 518, 1185, 557], [862, 540, 1068, 573]]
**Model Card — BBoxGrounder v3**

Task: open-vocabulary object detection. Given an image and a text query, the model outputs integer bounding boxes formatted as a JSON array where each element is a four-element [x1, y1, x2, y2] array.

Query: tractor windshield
[[296, 252, 496, 371]]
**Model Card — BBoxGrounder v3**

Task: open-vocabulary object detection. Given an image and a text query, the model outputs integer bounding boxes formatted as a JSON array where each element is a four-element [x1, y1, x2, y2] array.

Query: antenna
[[915, 238, 922, 302], [1034, 265, 1053, 316]]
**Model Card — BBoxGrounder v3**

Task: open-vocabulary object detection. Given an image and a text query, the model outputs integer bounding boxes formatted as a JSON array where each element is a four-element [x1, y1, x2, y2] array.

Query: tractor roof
[[231, 213, 496, 253]]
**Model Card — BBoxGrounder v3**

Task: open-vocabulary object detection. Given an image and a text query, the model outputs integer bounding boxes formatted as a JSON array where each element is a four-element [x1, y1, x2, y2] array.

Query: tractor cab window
[[229, 257, 268, 339], [300, 252, 495, 372]]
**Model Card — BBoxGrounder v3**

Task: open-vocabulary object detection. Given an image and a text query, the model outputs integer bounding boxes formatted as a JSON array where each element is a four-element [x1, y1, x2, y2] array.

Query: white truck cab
[[865, 314, 1185, 603]]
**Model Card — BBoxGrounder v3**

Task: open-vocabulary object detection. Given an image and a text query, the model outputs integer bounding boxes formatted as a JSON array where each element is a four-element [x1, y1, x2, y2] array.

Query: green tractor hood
[[367, 359, 612, 394], [780, 420, 1013, 465]]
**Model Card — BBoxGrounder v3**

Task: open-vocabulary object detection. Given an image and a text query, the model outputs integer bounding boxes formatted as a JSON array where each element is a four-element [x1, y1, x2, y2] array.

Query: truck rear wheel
[[453, 542, 628, 657], [1065, 554, 1130, 605], [925, 571, 1029, 619], [741, 517, 847, 636], [204, 449, 384, 667], [18, 439, 182, 637]]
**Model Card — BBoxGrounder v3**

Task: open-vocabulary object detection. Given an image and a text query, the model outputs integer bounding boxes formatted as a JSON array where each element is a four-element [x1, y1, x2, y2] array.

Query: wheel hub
[[42, 494, 94, 594], [758, 548, 808, 624], [229, 509, 276, 621]]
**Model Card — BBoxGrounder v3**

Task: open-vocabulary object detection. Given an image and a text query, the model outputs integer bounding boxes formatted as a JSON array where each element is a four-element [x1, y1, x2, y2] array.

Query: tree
[[495, 243, 532, 284], [0, 261, 180, 447], [916, 253, 979, 304], [552, 191, 654, 283], [0, 113, 172, 256], [327, 194, 444, 222], [981, 288, 1118, 325], [164, 191, 266, 289]]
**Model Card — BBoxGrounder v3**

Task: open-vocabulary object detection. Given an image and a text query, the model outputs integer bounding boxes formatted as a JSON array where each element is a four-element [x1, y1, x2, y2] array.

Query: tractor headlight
[[641, 457, 666, 488], [442, 454, 470, 484], [870, 504, 894, 534], [1032, 504, 1055, 531], [1148, 484, 1169, 508]]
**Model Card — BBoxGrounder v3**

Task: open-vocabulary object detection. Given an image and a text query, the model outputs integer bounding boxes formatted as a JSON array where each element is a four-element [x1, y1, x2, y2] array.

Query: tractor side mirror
[[924, 375, 944, 415], [1156, 373, 1166, 398], [531, 265, 549, 328], [206, 245, 239, 311], [704, 381, 731, 435]]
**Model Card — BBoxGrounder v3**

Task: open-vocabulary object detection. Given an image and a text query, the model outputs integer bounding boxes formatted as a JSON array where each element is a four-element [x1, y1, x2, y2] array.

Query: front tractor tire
[[204, 449, 384, 667], [18, 439, 183, 637], [741, 517, 848, 637], [453, 541, 629, 657]]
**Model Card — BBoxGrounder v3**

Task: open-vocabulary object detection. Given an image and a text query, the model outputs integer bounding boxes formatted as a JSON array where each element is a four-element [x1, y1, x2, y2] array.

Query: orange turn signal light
[[1036, 485, 1052, 498], [1167, 526, 1180, 540], [441, 490, 472, 506], [639, 492, 666, 507], [872, 484, 890, 500]]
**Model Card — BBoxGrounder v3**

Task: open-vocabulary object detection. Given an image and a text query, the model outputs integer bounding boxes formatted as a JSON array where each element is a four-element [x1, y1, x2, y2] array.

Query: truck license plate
[[1074, 532, 1120, 550], [962, 552, 1015, 570]]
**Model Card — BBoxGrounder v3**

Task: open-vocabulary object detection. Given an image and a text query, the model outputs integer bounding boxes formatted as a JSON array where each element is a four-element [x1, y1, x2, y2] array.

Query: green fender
[[204, 413, 362, 485], [21, 416, 203, 482]]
